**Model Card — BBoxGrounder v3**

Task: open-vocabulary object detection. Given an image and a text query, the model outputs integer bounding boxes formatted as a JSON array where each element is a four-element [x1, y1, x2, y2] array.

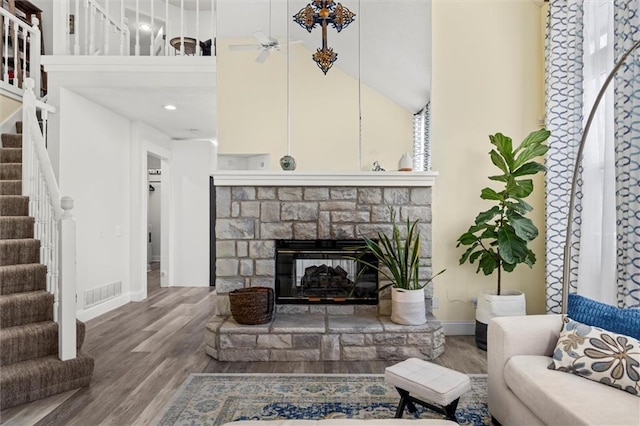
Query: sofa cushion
[[568, 293, 640, 340], [504, 355, 640, 425], [549, 316, 640, 396]]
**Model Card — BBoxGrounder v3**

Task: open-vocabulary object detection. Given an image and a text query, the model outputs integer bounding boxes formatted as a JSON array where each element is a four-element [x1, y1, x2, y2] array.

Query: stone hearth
[[208, 171, 442, 361], [205, 313, 445, 361]]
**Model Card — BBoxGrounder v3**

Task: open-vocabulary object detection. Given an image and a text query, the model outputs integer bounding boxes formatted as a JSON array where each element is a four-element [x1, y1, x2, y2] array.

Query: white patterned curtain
[[545, 0, 584, 313], [546, 0, 640, 312], [614, 0, 640, 308]]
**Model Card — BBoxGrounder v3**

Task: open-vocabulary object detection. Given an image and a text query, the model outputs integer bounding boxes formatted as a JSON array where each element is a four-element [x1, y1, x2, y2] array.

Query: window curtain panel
[[614, 0, 640, 308], [578, 0, 617, 306], [545, 0, 584, 314]]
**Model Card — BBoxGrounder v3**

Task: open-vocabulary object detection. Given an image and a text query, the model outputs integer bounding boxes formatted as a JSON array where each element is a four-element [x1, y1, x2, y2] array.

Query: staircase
[[0, 121, 94, 410]]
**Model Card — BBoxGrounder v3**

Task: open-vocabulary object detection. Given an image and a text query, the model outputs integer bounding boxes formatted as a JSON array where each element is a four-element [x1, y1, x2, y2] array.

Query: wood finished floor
[[0, 268, 487, 425]]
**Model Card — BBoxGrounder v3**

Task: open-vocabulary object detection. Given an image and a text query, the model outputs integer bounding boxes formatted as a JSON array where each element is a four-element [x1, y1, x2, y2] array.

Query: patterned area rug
[[156, 373, 489, 426]]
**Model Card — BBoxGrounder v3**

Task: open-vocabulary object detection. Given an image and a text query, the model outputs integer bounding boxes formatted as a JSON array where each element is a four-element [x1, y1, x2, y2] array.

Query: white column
[[52, 0, 69, 54], [30, 19, 41, 97]]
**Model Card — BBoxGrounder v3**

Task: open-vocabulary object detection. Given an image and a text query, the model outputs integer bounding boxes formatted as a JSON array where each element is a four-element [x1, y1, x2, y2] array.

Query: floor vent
[[84, 281, 122, 308]]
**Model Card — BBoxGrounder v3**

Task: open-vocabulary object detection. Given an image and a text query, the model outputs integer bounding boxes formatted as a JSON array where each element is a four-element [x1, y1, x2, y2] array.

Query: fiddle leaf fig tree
[[456, 129, 550, 295]]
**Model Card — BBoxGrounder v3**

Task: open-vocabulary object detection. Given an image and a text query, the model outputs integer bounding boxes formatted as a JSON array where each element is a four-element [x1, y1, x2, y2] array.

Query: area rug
[[156, 373, 489, 426]]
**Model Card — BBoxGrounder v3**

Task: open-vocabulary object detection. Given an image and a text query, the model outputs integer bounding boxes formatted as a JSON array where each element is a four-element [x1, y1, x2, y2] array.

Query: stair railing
[[52, 0, 216, 57], [22, 78, 77, 361], [0, 8, 41, 98]]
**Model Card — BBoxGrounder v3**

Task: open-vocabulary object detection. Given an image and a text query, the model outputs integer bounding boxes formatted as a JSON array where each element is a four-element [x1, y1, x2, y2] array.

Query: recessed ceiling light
[[139, 23, 151, 31], [163, 105, 177, 111]]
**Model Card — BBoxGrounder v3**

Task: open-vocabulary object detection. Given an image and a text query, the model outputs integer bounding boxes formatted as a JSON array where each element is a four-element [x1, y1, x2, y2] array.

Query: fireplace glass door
[[275, 240, 378, 304]]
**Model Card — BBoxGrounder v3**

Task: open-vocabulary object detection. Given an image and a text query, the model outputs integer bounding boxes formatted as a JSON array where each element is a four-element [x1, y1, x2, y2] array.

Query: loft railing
[[53, 0, 216, 57], [22, 78, 77, 361], [0, 7, 40, 97]]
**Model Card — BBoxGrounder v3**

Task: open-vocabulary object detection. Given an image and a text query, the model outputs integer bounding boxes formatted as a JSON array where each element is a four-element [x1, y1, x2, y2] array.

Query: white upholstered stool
[[384, 358, 472, 421]]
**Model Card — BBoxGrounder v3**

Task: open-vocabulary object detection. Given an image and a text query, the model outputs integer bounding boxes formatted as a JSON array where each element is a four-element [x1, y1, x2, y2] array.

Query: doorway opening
[[147, 154, 162, 294]]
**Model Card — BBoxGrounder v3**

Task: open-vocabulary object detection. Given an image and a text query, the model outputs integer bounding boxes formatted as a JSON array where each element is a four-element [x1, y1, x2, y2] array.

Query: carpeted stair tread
[[0, 216, 34, 239], [0, 351, 94, 410], [15, 122, 22, 134], [0, 264, 47, 294], [0, 163, 21, 180], [0, 291, 52, 328], [1, 134, 21, 149], [0, 148, 21, 163], [0, 239, 40, 266], [0, 195, 29, 216], [0, 181, 21, 195], [0, 320, 86, 366]]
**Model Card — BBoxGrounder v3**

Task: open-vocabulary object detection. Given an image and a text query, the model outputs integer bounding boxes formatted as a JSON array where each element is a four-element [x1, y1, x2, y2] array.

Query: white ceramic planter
[[476, 289, 527, 324], [391, 287, 427, 325], [475, 289, 526, 350]]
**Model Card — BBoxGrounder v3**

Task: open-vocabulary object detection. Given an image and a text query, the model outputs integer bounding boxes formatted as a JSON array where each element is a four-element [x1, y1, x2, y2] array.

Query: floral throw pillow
[[548, 316, 640, 397]]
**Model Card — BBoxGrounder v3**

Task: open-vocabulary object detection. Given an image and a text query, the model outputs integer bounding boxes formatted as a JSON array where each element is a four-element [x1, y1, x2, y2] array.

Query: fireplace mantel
[[211, 171, 438, 187]]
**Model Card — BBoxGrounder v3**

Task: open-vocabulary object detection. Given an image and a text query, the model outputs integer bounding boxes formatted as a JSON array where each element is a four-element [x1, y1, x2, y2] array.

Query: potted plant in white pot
[[351, 210, 445, 325], [456, 128, 550, 350]]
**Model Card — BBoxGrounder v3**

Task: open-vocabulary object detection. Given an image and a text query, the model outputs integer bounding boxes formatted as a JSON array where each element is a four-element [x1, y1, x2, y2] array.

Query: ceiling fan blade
[[255, 49, 269, 63], [253, 31, 276, 46], [229, 44, 260, 51]]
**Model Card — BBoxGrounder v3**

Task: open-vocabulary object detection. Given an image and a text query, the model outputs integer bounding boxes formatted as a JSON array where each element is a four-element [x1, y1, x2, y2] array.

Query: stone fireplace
[[206, 171, 444, 361], [275, 239, 379, 305]]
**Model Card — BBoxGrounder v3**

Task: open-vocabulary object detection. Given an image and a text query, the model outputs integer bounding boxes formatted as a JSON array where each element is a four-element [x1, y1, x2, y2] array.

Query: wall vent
[[84, 281, 122, 308]]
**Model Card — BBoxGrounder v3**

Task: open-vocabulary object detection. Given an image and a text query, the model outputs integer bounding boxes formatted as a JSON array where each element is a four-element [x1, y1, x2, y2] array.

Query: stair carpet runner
[[0, 122, 94, 410]]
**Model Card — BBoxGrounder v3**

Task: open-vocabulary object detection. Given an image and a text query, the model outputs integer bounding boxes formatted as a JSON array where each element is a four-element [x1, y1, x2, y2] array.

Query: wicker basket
[[229, 287, 274, 325]]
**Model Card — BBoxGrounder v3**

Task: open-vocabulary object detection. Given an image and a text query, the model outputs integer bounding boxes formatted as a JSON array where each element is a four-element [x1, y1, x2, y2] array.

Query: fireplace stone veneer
[[208, 171, 443, 361]]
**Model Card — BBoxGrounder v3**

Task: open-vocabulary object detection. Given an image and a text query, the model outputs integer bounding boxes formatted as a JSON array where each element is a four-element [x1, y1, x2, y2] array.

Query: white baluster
[[119, 0, 124, 55], [104, 0, 110, 55], [59, 196, 77, 361], [74, 0, 81, 54], [89, 4, 96, 54], [150, 0, 154, 56], [3, 18, 9, 82], [196, 0, 200, 55], [180, 0, 184, 55], [83, 0, 89, 54], [165, 0, 169, 56], [135, 0, 140, 56], [42, 109, 49, 148], [11, 22, 18, 87]]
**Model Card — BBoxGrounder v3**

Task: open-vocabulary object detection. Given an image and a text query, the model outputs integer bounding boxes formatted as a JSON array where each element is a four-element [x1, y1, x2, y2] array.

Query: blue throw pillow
[[567, 293, 640, 341]]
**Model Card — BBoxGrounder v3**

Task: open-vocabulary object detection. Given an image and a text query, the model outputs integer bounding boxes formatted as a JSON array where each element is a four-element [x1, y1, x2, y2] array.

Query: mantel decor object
[[293, 0, 356, 74], [280, 155, 297, 171]]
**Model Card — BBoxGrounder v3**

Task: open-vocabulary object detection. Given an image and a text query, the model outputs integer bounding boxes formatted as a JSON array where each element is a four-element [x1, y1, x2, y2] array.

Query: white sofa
[[488, 314, 640, 426]]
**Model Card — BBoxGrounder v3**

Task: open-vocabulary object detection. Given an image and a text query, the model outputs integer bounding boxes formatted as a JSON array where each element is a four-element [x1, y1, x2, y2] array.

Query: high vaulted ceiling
[[74, 0, 431, 140], [217, 0, 432, 113]]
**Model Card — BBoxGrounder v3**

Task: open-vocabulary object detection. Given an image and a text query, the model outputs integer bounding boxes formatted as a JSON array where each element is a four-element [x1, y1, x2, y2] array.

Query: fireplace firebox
[[275, 240, 378, 305]]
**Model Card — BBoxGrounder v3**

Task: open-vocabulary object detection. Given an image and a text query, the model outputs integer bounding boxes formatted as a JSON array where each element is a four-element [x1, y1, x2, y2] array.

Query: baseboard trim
[[442, 321, 475, 336], [77, 293, 131, 321], [130, 290, 146, 302]]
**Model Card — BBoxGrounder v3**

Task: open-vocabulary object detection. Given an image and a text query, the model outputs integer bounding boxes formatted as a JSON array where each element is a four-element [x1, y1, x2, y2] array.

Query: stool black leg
[[443, 397, 460, 422], [394, 394, 407, 418]]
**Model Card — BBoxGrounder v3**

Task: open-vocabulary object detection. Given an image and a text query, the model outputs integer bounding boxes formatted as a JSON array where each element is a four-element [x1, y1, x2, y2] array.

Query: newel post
[[58, 196, 77, 361], [30, 18, 41, 97], [21, 79, 35, 200]]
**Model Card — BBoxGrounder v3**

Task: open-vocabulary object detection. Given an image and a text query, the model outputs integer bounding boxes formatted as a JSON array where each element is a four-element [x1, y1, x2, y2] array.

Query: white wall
[[58, 88, 132, 316], [170, 139, 216, 286]]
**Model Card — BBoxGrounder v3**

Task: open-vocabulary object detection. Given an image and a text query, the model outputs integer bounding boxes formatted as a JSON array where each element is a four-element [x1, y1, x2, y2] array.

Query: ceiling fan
[[227, 0, 301, 63], [229, 31, 290, 64]]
